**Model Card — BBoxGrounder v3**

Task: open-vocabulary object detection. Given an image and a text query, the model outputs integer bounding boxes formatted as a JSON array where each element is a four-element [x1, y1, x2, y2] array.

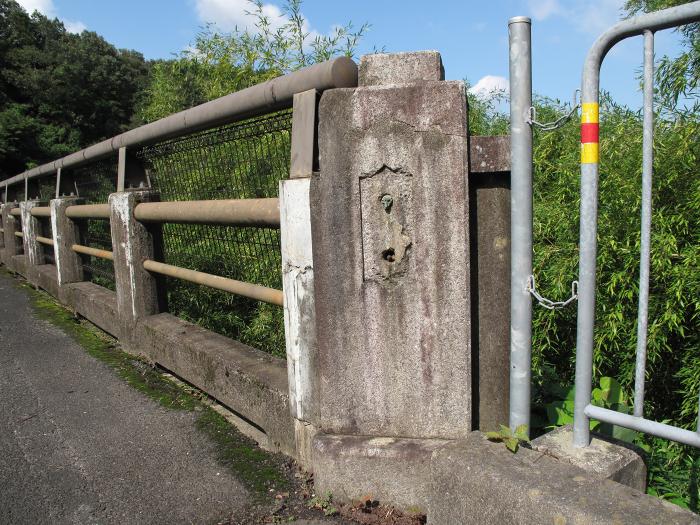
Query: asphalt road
[[0, 273, 251, 525]]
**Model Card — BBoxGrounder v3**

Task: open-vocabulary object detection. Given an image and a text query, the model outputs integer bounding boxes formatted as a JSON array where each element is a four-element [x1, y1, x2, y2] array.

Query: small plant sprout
[[486, 424, 530, 453]]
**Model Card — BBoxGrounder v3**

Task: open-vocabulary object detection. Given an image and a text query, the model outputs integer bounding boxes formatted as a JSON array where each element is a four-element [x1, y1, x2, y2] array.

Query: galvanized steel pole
[[633, 30, 655, 418], [508, 16, 533, 434], [573, 2, 700, 448]]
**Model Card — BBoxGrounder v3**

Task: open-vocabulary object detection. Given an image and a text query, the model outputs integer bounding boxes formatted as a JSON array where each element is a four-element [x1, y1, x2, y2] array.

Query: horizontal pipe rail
[[30, 207, 51, 217], [10, 208, 20, 217], [3, 57, 358, 188], [14, 231, 23, 238], [36, 236, 54, 246], [134, 198, 280, 227], [585, 405, 700, 448], [143, 259, 283, 307], [71, 244, 114, 261], [65, 204, 110, 220]]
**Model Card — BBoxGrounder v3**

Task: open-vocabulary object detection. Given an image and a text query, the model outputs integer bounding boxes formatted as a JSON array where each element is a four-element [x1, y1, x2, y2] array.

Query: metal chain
[[527, 275, 578, 310], [527, 90, 580, 132]]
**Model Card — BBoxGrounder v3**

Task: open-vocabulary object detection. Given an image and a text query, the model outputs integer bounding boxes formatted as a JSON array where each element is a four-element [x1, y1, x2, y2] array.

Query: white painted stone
[[280, 178, 317, 423], [20, 201, 42, 266]]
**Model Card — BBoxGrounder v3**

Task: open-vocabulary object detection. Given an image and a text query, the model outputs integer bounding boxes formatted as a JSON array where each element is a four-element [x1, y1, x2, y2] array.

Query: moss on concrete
[[16, 276, 288, 499]]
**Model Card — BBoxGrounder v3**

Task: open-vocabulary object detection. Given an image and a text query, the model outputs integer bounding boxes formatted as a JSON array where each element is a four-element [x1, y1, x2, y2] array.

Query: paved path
[[0, 273, 251, 524]]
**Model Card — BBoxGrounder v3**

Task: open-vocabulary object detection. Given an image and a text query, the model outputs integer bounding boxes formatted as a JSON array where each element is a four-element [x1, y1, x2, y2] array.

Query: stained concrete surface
[[0, 272, 251, 524]]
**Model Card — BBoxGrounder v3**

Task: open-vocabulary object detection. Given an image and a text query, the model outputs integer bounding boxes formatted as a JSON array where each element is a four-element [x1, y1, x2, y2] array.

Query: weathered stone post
[[109, 189, 166, 345], [19, 200, 45, 283], [0, 203, 19, 267], [308, 51, 476, 509], [281, 88, 321, 470], [50, 196, 86, 287]]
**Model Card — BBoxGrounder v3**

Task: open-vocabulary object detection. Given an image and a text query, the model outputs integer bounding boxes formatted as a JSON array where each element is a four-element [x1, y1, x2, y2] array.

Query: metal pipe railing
[[133, 198, 280, 227], [573, 2, 700, 448], [633, 30, 655, 418], [585, 405, 700, 448], [2, 57, 357, 189], [30, 207, 51, 217], [10, 208, 20, 217], [14, 231, 23, 238], [508, 16, 533, 435], [65, 204, 110, 220], [143, 259, 283, 307], [71, 244, 114, 261], [36, 236, 54, 246]]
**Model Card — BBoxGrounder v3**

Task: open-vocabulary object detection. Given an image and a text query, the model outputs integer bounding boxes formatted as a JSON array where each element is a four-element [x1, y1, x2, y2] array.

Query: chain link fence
[[137, 110, 293, 357]]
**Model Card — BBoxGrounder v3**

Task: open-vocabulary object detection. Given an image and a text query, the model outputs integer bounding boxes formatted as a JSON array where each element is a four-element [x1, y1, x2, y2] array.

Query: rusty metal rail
[[65, 204, 110, 220], [133, 198, 280, 227], [36, 236, 54, 246], [30, 207, 51, 218], [142, 259, 283, 306], [3, 57, 357, 188], [71, 244, 114, 261]]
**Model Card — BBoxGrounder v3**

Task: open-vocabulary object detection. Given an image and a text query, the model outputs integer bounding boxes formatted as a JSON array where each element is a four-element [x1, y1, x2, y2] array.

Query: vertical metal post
[[508, 16, 533, 434], [290, 89, 318, 179], [117, 147, 127, 192], [55, 168, 62, 199], [24, 176, 28, 202], [574, 52, 603, 450], [633, 30, 654, 418]]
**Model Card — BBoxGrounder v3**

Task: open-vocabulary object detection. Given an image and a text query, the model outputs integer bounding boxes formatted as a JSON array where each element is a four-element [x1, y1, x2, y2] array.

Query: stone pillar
[[20, 200, 44, 267], [309, 51, 474, 509], [282, 88, 321, 470], [50, 196, 86, 286], [109, 189, 166, 344], [1, 202, 22, 269], [312, 51, 472, 439]]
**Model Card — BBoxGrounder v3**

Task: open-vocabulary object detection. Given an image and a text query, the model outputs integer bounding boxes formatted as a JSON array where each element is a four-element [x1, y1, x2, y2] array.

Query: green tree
[[0, 0, 151, 178], [625, 0, 699, 110], [140, 0, 368, 122]]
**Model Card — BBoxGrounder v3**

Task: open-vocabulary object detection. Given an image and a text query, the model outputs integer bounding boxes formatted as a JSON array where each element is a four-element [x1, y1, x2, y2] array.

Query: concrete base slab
[[11, 255, 27, 278], [429, 433, 696, 525], [136, 313, 295, 456], [312, 432, 448, 512], [295, 419, 319, 472], [61, 282, 120, 338], [32, 264, 59, 299], [531, 424, 647, 491]]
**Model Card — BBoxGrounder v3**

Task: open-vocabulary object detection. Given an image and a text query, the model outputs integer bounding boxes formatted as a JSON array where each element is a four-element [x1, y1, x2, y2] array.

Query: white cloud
[[526, 0, 625, 35], [528, 0, 561, 21], [63, 20, 87, 34], [193, 0, 320, 43], [193, 0, 281, 32], [16, 0, 87, 34], [469, 75, 509, 98], [16, 0, 56, 17]]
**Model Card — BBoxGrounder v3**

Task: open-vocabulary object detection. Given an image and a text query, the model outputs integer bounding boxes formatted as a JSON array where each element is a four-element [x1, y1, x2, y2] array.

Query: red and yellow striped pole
[[580, 103, 599, 164]]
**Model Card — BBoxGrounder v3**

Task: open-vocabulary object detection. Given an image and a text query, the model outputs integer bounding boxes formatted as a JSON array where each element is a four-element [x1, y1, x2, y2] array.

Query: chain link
[[527, 275, 578, 310], [527, 90, 580, 132]]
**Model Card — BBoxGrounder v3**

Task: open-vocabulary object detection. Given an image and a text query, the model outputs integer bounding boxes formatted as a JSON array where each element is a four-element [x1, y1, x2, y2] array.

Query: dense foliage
[[0, 0, 697, 510], [0, 0, 150, 179]]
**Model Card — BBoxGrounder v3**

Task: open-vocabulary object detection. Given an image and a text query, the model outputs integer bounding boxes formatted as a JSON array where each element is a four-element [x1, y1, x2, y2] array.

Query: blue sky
[[17, 0, 687, 108]]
